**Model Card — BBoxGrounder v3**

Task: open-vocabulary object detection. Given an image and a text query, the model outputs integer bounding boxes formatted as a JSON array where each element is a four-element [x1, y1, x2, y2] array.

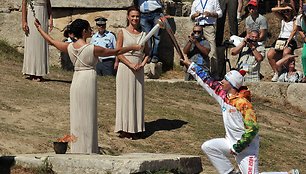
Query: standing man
[[216, 0, 239, 47], [90, 17, 118, 76], [190, 0, 223, 80], [137, 0, 163, 63]]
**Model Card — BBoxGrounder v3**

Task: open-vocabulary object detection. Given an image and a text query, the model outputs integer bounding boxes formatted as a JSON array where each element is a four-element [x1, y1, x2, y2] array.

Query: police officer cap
[[95, 17, 107, 25]]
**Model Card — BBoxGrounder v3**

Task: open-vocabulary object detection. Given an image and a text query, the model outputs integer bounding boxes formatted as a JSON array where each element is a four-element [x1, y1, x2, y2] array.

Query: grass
[[0, 41, 305, 174]]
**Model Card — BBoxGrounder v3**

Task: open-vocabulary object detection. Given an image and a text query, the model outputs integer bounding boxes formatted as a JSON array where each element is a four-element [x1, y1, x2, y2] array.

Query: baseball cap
[[247, 0, 257, 7], [224, 70, 246, 89]]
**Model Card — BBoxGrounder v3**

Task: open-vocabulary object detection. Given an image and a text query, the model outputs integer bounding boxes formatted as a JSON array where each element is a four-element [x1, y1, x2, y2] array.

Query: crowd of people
[[21, 0, 303, 173]]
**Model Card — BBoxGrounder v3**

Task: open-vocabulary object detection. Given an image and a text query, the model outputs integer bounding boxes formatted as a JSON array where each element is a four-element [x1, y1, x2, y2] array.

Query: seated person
[[231, 29, 265, 82], [276, 54, 304, 83], [183, 25, 210, 81], [268, 3, 297, 82]]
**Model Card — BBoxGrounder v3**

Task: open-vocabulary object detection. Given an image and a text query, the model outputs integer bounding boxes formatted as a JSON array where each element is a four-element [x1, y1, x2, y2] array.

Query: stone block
[[10, 153, 203, 174]]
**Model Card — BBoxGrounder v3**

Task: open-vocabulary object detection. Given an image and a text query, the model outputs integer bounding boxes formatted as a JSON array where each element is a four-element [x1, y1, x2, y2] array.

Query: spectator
[[231, 30, 265, 82], [22, 0, 53, 82], [268, 3, 297, 82], [216, 0, 238, 47], [183, 25, 210, 81], [180, 58, 300, 174], [245, 0, 268, 44], [137, 0, 163, 63], [91, 17, 118, 76], [276, 55, 304, 83], [190, 0, 223, 80], [237, 0, 244, 22], [278, 0, 301, 14], [34, 18, 140, 153], [115, 7, 150, 140], [60, 25, 75, 71], [287, 4, 306, 82]]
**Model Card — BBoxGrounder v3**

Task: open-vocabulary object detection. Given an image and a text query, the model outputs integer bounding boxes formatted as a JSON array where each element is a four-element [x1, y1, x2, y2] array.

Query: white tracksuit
[[188, 62, 260, 174]]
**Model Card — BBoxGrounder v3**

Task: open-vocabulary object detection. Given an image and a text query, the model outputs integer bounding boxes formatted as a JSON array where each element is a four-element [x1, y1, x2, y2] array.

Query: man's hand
[[230, 149, 237, 156], [203, 11, 211, 17], [180, 57, 191, 68], [188, 33, 196, 43], [191, 11, 201, 20]]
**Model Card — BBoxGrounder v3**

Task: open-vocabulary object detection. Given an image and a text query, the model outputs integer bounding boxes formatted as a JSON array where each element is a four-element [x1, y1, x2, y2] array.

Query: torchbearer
[[180, 58, 300, 174]]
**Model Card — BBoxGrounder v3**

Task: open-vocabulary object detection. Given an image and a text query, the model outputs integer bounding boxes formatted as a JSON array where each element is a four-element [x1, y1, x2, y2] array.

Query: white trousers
[[201, 138, 259, 174]]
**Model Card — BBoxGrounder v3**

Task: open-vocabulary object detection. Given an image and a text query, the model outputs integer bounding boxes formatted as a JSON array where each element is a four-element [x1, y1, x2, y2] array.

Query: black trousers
[[96, 59, 116, 76], [216, 0, 238, 47]]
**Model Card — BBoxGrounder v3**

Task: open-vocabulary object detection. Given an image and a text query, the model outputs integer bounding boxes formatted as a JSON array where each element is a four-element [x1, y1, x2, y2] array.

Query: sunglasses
[[282, 10, 290, 13], [97, 24, 106, 27], [193, 30, 202, 34], [248, 6, 256, 10]]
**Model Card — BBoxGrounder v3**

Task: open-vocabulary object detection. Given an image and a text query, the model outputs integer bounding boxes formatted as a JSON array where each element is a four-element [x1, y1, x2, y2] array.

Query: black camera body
[[246, 38, 256, 43]]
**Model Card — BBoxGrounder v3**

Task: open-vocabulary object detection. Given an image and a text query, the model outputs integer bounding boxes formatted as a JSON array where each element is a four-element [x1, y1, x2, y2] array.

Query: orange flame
[[57, 134, 77, 143]]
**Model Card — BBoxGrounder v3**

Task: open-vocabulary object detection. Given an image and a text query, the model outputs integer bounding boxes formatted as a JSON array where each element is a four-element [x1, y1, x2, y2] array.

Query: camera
[[246, 38, 256, 43]]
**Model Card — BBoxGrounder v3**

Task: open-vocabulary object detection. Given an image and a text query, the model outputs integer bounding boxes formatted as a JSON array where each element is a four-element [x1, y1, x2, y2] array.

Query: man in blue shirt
[[137, 0, 163, 63], [183, 25, 211, 81], [90, 17, 117, 76]]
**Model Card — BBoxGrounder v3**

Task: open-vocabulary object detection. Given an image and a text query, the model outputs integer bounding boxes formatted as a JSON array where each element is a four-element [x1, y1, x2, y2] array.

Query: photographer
[[231, 30, 265, 82], [183, 25, 211, 81]]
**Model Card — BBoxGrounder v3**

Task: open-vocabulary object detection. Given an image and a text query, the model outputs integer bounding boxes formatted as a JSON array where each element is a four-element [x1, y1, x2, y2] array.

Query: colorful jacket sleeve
[[187, 62, 227, 105], [232, 98, 259, 153]]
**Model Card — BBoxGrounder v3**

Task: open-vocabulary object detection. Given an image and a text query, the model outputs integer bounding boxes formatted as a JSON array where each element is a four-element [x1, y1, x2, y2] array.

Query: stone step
[[5, 153, 202, 174]]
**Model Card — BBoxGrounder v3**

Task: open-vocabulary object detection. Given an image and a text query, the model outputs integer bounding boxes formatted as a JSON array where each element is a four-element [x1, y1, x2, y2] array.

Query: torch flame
[[57, 134, 77, 143]]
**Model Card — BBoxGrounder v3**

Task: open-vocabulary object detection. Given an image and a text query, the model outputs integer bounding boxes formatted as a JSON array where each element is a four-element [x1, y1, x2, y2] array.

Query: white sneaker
[[271, 73, 279, 82], [289, 169, 300, 174]]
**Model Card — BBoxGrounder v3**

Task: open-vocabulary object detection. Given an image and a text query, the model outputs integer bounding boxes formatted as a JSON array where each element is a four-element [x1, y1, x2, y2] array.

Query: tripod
[[223, 40, 235, 70]]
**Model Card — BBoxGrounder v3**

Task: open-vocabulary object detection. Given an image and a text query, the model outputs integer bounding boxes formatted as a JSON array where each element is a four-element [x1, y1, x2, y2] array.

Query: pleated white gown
[[115, 28, 146, 133], [68, 44, 99, 154], [22, 0, 49, 76]]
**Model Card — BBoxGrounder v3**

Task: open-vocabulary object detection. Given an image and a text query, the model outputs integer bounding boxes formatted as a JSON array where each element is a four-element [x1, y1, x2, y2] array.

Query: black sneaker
[[151, 56, 159, 63]]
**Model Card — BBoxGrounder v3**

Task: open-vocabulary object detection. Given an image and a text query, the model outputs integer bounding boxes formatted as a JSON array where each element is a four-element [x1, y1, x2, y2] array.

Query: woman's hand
[[132, 44, 143, 51], [34, 18, 41, 29], [22, 22, 29, 36]]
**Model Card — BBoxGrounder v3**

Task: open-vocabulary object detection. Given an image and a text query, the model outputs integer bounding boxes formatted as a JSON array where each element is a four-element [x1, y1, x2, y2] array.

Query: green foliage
[[34, 157, 54, 174]]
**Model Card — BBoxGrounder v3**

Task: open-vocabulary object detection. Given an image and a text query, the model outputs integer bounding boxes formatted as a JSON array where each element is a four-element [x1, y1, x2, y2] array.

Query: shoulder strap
[[70, 44, 92, 68], [200, 0, 209, 11]]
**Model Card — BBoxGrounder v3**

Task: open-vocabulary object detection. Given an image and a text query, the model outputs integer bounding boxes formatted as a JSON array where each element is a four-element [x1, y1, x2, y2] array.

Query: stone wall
[[0, 0, 191, 70]]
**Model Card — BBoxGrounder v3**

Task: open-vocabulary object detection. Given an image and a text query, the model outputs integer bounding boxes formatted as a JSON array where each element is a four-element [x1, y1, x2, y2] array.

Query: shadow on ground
[[0, 156, 15, 174], [44, 78, 72, 84], [142, 119, 188, 138]]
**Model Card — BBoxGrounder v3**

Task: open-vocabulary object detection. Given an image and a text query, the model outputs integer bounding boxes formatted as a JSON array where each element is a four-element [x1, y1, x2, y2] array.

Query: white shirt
[[138, 0, 162, 13], [278, 20, 294, 39], [90, 31, 116, 60], [190, 0, 222, 25]]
